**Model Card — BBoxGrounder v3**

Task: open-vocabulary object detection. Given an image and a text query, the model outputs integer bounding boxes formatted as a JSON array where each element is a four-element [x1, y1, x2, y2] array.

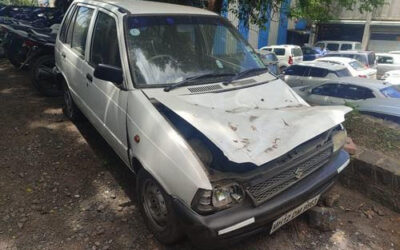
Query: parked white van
[[55, 0, 350, 247], [315, 41, 362, 52], [259, 44, 303, 72]]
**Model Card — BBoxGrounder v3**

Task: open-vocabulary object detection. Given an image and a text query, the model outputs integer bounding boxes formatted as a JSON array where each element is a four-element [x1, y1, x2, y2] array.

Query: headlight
[[332, 125, 347, 152], [191, 183, 245, 215]]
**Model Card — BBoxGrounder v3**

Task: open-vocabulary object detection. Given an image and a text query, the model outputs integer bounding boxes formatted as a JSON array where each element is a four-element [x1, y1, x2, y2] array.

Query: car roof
[[327, 51, 373, 55], [296, 61, 347, 71], [316, 57, 355, 63], [75, 0, 217, 15], [316, 41, 360, 44], [262, 44, 300, 49], [322, 77, 389, 89], [376, 53, 400, 58]]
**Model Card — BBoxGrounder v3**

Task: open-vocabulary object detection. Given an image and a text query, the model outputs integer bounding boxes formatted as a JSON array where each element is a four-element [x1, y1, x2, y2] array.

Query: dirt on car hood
[[143, 79, 351, 166]]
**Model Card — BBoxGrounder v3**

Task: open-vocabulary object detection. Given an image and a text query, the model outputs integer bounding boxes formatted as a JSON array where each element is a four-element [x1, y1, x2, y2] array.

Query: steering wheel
[[148, 54, 178, 64]]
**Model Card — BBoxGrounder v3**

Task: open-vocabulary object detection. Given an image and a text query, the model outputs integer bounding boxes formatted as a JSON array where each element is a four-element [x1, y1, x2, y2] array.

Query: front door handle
[[86, 73, 93, 82], [61, 52, 66, 58]]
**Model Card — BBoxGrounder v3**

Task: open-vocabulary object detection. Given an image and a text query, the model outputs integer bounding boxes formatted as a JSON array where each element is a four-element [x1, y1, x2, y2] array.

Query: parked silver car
[[376, 53, 400, 79], [324, 51, 376, 69], [294, 77, 400, 122], [283, 61, 351, 87]]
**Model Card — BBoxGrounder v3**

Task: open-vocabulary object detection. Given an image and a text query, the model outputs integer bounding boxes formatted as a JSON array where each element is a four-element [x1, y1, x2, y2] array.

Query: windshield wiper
[[163, 73, 234, 92], [223, 67, 269, 85]]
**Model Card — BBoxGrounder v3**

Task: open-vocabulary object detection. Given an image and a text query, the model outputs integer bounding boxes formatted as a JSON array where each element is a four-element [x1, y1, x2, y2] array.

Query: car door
[[306, 67, 328, 86], [55, 3, 76, 83], [58, 5, 95, 113], [377, 55, 396, 78], [83, 9, 129, 163], [307, 83, 342, 105], [283, 65, 308, 87]]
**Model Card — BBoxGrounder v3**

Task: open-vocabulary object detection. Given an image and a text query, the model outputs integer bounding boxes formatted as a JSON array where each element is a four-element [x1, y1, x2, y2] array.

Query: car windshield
[[349, 60, 367, 71], [125, 15, 264, 86], [380, 86, 400, 98]]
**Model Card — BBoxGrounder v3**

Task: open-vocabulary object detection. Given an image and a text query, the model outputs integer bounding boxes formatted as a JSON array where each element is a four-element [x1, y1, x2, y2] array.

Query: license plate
[[270, 195, 320, 234]]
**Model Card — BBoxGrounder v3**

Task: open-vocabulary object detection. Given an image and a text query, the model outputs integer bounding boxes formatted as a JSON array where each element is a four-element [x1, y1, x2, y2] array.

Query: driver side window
[[90, 11, 121, 68]]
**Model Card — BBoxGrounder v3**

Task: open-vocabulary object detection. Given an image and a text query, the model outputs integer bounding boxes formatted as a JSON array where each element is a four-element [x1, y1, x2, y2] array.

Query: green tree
[[206, 0, 385, 28]]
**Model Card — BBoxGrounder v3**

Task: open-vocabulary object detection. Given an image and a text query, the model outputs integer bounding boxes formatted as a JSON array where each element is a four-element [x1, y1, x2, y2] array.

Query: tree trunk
[[207, 0, 223, 13]]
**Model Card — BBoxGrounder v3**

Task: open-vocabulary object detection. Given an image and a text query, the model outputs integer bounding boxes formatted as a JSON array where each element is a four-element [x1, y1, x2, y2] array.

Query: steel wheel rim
[[64, 88, 73, 116], [142, 179, 168, 231]]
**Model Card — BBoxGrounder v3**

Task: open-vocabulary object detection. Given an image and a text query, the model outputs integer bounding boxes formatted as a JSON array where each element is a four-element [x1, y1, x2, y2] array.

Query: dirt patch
[[0, 59, 399, 249], [344, 112, 400, 159]]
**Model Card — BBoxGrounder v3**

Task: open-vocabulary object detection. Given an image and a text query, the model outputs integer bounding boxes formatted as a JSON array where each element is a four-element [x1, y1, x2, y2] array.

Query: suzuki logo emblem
[[294, 168, 304, 179]]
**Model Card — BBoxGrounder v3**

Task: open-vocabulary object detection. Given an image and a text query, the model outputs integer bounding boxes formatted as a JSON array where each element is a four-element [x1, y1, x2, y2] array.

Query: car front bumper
[[172, 149, 350, 247]]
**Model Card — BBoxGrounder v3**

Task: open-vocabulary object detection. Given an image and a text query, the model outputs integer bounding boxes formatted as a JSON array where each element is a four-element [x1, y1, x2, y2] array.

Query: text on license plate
[[270, 195, 320, 234]]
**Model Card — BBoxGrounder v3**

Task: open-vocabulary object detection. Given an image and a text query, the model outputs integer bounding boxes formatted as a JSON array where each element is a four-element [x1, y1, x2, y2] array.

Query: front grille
[[246, 136, 333, 206]]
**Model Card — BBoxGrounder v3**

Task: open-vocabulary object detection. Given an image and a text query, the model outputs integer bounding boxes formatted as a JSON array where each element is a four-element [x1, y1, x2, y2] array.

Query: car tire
[[62, 82, 82, 121], [30, 54, 62, 97], [137, 169, 184, 245]]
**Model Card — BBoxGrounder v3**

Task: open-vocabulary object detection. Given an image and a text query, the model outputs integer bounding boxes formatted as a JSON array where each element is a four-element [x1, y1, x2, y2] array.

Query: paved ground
[[0, 59, 400, 250]]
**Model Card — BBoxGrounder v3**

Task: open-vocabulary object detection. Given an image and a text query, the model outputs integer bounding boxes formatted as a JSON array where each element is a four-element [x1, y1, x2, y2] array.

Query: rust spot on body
[[228, 122, 238, 131], [249, 116, 258, 122]]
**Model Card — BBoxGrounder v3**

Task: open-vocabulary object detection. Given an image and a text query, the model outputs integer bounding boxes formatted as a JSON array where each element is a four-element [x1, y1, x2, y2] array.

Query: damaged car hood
[[143, 79, 351, 166]]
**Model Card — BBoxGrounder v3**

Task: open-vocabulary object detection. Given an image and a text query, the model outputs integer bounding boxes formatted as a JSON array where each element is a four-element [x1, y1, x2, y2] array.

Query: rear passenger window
[[291, 48, 302, 57], [377, 56, 394, 64], [70, 6, 94, 57], [341, 85, 375, 100], [309, 67, 328, 77], [340, 44, 352, 51], [326, 43, 339, 51], [311, 83, 340, 97], [90, 12, 121, 68], [284, 65, 308, 76], [273, 48, 285, 56], [59, 4, 76, 43], [335, 69, 351, 77]]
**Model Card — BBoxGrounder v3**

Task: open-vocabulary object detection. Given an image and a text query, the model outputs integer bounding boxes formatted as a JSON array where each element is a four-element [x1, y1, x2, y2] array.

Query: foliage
[[0, 0, 35, 6], [217, 0, 385, 29]]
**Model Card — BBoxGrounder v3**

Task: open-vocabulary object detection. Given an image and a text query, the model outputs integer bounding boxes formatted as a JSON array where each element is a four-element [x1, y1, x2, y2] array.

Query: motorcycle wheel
[[30, 54, 62, 97]]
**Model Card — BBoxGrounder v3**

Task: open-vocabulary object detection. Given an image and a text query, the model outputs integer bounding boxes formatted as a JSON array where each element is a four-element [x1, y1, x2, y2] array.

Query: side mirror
[[94, 64, 123, 85]]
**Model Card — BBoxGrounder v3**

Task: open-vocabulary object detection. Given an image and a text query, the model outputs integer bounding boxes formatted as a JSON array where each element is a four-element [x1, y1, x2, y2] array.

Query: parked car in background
[[314, 41, 362, 52], [376, 53, 400, 79], [259, 45, 303, 72], [302, 46, 325, 61], [294, 77, 400, 123], [315, 57, 377, 79], [55, 0, 351, 246], [283, 61, 351, 87], [256, 49, 279, 75], [381, 70, 400, 85], [323, 51, 376, 69]]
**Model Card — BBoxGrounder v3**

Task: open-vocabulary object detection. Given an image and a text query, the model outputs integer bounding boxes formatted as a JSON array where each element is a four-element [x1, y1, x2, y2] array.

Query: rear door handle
[[61, 52, 66, 58], [86, 73, 93, 82]]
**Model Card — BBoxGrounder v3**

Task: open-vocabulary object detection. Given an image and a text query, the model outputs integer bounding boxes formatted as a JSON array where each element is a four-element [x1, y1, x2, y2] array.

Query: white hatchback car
[[259, 45, 303, 72], [316, 57, 377, 79], [55, 0, 350, 247], [382, 70, 400, 85]]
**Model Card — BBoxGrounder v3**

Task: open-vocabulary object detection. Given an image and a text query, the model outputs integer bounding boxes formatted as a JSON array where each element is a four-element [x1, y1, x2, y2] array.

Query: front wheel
[[137, 170, 183, 244], [62, 82, 82, 121]]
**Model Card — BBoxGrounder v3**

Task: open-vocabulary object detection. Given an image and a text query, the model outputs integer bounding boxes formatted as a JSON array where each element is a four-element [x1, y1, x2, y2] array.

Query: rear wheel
[[31, 54, 62, 97], [137, 170, 183, 244]]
